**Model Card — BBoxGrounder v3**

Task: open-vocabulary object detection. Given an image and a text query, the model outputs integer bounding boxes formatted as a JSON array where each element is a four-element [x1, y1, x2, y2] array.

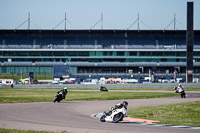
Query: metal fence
[[7, 83, 200, 89]]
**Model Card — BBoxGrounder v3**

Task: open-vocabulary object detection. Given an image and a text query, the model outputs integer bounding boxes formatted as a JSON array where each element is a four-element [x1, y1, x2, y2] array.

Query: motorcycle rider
[[57, 87, 68, 99], [104, 101, 128, 117], [119, 101, 128, 117], [99, 86, 108, 91], [177, 84, 185, 98]]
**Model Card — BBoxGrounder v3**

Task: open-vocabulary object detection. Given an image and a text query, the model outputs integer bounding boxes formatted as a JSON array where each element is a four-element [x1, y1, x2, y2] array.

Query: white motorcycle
[[100, 106, 127, 123]]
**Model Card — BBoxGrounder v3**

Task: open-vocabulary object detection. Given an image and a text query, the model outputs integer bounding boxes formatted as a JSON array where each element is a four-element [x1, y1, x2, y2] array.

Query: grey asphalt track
[[0, 91, 199, 133]]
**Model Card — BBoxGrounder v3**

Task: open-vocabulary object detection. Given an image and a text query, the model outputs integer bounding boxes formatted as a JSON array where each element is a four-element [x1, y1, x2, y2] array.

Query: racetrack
[[0, 91, 200, 133]]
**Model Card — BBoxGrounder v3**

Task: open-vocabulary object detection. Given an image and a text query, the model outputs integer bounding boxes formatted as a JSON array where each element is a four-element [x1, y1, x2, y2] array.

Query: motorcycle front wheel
[[54, 97, 58, 103], [100, 115, 106, 122], [113, 113, 124, 123], [54, 96, 62, 103]]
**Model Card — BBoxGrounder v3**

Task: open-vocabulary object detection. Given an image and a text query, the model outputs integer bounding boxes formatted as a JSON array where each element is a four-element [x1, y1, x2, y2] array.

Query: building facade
[[0, 29, 200, 80]]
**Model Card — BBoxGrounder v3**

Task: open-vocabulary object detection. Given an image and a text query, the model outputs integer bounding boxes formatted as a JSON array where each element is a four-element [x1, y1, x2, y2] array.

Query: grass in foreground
[[128, 101, 200, 127], [0, 88, 178, 103], [0, 128, 69, 133]]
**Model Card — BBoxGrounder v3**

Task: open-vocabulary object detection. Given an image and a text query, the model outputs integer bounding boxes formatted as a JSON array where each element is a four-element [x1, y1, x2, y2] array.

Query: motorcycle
[[99, 86, 108, 91], [100, 106, 127, 123], [54, 89, 67, 103], [173, 86, 186, 98]]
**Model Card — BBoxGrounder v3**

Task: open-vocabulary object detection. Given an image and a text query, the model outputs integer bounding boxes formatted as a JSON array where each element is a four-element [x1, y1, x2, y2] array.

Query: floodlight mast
[[127, 13, 140, 30], [174, 13, 176, 30], [90, 12, 104, 30], [128, 13, 152, 30], [15, 12, 31, 30], [101, 13, 103, 30], [65, 13, 66, 31], [53, 13, 72, 30], [164, 13, 176, 30], [28, 12, 30, 30], [137, 13, 140, 30]]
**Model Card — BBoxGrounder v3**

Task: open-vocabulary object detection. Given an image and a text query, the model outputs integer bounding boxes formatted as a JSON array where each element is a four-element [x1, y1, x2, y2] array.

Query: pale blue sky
[[0, 0, 200, 30]]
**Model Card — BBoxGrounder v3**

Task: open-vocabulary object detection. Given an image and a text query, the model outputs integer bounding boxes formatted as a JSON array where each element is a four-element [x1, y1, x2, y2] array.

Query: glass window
[[89, 51, 95, 56], [112, 51, 117, 56], [54, 51, 64, 56], [66, 51, 77, 56], [77, 51, 89, 56], [39, 67, 46, 73], [140, 52, 151, 56], [129, 52, 137, 56], [3, 51, 12, 56], [6, 67, 15, 73], [96, 51, 103, 56], [176, 52, 186, 56], [16, 51, 28, 56], [152, 52, 163, 56], [117, 51, 124, 56], [34, 67, 40, 73], [103, 51, 111, 56], [15, 67, 27, 74], [164, 52, 175, 56], [167, 58, 176, 62], [194, 52, 200, 56], [89, 59, 101, 62], [161, 58, 167, 62], [70, 67, 77, 74], [29, 51, 40, 56], [41, 51, 52, 56], [124, 52, 129, 56], [28, 67, 35, 73], [179, 59, 186, 62]]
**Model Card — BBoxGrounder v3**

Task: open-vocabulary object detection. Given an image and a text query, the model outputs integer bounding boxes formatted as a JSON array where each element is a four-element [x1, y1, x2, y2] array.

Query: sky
[[0, 0, 200, 30]]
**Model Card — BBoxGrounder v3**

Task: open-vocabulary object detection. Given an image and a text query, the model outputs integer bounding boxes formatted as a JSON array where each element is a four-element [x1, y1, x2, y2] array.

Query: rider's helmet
[[122, 101, 128, 108], [178, 84, 181, 87], [64, 87, 67, 91]]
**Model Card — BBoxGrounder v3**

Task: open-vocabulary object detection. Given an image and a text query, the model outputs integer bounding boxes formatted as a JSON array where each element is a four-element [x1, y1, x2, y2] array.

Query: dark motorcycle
[[99, 86, 108, 91], [54, 89, 68, 103]]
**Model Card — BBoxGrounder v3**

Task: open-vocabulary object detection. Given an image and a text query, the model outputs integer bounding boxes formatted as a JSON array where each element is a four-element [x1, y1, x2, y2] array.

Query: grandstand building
[[0, 29, 200, 80]]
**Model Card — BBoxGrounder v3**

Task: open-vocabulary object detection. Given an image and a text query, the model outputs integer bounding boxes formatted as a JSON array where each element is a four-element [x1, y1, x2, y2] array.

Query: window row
[[1, 51, 200, 57], [0, 58, 189, 62], [0, 67, 53, 74]]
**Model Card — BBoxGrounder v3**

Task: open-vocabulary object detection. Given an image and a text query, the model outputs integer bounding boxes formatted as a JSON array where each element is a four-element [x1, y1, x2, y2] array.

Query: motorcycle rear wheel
[[113, 113, 124, 123]]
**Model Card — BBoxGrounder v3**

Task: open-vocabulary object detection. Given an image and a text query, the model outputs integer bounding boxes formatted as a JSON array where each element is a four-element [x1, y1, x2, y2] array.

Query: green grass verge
[[0, 128, 69, 133], [128, 101, 200, 127], [0, 88, 178, 103]]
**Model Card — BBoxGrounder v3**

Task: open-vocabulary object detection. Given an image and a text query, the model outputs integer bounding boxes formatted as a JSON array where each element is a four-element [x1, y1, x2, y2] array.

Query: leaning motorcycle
[[100, 106, 127, 123], [99, 86, 108, 91], [54, 91, 64, 103]]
